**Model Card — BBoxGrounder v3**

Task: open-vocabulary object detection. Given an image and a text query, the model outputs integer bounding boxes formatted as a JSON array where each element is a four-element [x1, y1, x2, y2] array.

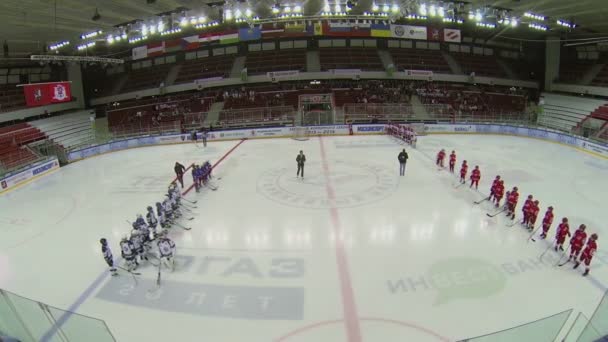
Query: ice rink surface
[[1, 133, 608, 341]]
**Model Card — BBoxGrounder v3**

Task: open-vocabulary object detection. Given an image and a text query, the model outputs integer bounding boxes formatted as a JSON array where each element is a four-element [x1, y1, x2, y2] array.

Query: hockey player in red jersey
[[448, 151, 456, 173], [470, 166, 481, 189], [459, 160, 468, 184], [436, 149, 446, 168], [527, 200, 540, 230], [569, 224, 587, 261], [574, 233, 598, 276], [555, 218, 570, 251], [506, 186, 519, 219], [489, 176, 501, 202], [540, 206, 554, 239], [521, 195, 533, 226], [493, 180, 505, 207]]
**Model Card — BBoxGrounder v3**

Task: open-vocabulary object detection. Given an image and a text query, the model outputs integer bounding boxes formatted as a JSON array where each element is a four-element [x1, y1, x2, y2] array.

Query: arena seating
[[451, 53, 506, 77], [218, 106, 295, 127], [106, 93, 213, 137], [245, 49, 307, 74], [0, 84, 26, 112], [559, 59, 595, 84], [539, 93, 605, 132], [121, 65, 172, 93], [388, 49, 450, 73], [591, 64, 608, 86], [319, 47, 384, 71], [174, 56, 235, 84], [0, 123, 46, 170], [30, 112, 94, 149]]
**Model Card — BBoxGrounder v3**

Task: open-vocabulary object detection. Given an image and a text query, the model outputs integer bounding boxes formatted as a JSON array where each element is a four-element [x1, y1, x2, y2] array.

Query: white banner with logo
[[404, 70, 434, 77], [266, 70, 299, 80], [0, 158, 60, 193], [132, 46, 148, 60], [443, 28, 461, 43], [390, 25, 427, 40]]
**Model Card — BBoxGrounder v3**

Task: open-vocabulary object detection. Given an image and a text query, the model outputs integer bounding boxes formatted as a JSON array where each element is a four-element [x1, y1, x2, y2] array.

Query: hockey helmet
[[100, 238, 107, 245], [121, 234, 129, 241], [463, 160, 467, 163], [147, 206, 153, 211], [591, 233, 598, 240], [579, 224, 586, 230], [534, 200, 539, 204], [513, 186, 518, 191], [132, 222, 138, 229], [548, 206, 553, 210], [563, 217, 569, 222], [527, 195, 533, 199]]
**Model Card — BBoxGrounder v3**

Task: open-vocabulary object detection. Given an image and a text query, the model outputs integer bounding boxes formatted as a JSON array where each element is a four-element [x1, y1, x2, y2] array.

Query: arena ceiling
[[0, 0, 607, 46]]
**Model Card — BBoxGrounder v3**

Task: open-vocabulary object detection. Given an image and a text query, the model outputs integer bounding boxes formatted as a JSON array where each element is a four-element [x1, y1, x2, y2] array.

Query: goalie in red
[[574, 233, 598, 276]]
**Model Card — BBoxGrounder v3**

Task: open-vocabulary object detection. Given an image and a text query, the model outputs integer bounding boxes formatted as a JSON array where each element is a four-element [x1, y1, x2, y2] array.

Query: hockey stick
[[474, 197, 490, 205], [147, 262, 162, 294], [181, 202, 198, 209], [173, 221, 192, 230], [539, 244, 553, 261], [206, 182, 218, 191], [182, 198, 198, 204], [117, 266, 141, 276], [554, 243, 571, 266], [558, 258, 572, 267], [528, 225, 543, 242], [453, 182, 465, 189], [486, 208, 506, 217]]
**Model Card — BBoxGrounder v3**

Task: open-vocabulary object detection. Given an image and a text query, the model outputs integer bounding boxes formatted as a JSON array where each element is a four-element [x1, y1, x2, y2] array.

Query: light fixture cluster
[[405, 14, 427, 20], [128, 36, 148, 44], [498, 17, 518, 27], [419, 3, 445, 17], [107, 33, 128, 44], [476, 22, 496, 29], [442, 17, 463, 24], [524, 12, 545, 21], [80, 31, 102, 40], [362, 11, 389, 17], [529, 23, 548, 31], [272, 3, 303, 14], [224, 7, 258, 21], [77, 42, 95, 51], [49, 41, 70, 51], [557, 19, 575, 28], [194, 21, 220, 29], [160, 28, 182, 36]]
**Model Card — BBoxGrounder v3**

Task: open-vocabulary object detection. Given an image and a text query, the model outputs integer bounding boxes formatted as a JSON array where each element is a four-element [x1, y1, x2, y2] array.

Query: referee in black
[[398, 149, 408, 176], [174, 162, 186, 187], [296, 150, 306, 178]]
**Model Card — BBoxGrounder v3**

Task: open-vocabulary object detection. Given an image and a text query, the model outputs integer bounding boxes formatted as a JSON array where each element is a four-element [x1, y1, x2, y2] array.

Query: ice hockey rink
[[1, 133, 607, 342]]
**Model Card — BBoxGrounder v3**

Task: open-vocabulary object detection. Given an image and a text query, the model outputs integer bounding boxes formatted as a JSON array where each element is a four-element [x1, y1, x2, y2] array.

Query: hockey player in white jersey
[[156, 202, 169, 229], [157, 231, 176, 272], [130, 228, 148, 263], [100, 238, 117, 276], [163, 198, 175, 221], [146, 206, 158, 237], [120, 235, 138, 271]]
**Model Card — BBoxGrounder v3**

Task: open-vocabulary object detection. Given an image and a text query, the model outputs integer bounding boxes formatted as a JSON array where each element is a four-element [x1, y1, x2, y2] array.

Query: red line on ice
[[318, 136, 362, 342]]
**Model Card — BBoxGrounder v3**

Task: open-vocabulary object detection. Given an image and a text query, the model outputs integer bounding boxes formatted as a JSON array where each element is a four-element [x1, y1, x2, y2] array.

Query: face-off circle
[[256, 160, 399, 209]]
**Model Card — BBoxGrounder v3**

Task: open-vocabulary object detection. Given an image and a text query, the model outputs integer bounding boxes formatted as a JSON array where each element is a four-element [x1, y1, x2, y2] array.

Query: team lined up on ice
[[386, 124, 417, 147], [100, 183, 184, 277], [436, 148, 599, 277]]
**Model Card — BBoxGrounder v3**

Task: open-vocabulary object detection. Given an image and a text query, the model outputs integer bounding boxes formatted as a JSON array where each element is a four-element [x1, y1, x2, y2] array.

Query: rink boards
[[0, 158, 60, 194], [66, 123, 608, 162]]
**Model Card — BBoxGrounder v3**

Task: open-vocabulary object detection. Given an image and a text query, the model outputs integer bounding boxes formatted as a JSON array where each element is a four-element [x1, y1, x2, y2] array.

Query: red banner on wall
[[23, 82, 72, 107]]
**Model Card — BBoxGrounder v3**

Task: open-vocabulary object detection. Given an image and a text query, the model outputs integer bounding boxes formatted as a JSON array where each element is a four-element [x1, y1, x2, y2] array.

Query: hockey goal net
[[292, 126, 310, 141]]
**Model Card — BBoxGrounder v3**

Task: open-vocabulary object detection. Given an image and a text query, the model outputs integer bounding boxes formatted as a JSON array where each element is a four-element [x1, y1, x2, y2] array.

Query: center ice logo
[[256, 160, 399, 209]]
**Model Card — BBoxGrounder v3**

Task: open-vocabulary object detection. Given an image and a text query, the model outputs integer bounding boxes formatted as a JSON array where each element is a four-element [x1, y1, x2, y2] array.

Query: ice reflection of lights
[[410, 223, 434, 241], [370, 226, 396, 244], [205, 230, 229, 247], [245, 231, 270, 248], [329, 231, 355, 247], [452, 219, 468, 237], [283, 230, 312, 248]]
